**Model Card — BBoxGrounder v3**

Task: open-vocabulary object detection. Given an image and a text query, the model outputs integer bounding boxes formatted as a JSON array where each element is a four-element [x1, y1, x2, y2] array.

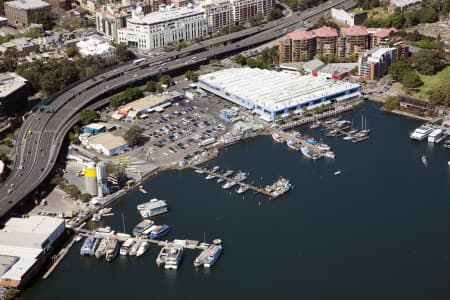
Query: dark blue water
[[22, 102, 450, 300]]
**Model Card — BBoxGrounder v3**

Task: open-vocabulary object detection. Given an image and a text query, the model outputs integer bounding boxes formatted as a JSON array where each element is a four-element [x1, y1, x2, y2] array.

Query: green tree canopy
[[66, 47, 78, 58], [429, 84, 450, 106], [29, 11, 52, 30], [63, 184, 81, 199], [109, 87, 143, 108], [124, 125, 144, 146], [114, 43, 135, 62], [384, 96, 400, 110], [268, 8, 283, 21], [80, 193, 92, 202], [159, 74, 172, 86], [79, 109, 98, 125], [410, 50, 446, 76], [401, 71, 423, 88]]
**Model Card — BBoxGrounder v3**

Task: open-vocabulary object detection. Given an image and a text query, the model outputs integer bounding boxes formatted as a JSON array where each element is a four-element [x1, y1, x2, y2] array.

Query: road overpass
[[0, 0, 354, 219]]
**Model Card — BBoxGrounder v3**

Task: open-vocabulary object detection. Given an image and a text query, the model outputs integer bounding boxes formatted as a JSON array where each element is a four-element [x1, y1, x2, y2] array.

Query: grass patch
[[415, 66, 450, 100]]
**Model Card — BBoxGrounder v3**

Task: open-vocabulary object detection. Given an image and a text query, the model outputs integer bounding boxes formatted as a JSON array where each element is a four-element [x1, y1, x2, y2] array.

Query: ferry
[[222, 181, 236, 189], [236, 185, 249, 194], [272, 133, 284, 143], [204, 244, 223, 268], [324, 151, 335, 159], [105, 236, 119, 262], [129, 239, 141, 256], [194, 241, 223, 268], [95, 238, 107, 259], [120, 238, 135, 256], [136, 241, 150, 257], [165, 246, 184, 270], [410, 125, 433, 141], [156, 246, 170, 267], [80, 236, 98, 256], [132, 219, 154, 237], [149, 224, 170, 239], [427, 129, 444, 143], [137, 199, 168, 218]]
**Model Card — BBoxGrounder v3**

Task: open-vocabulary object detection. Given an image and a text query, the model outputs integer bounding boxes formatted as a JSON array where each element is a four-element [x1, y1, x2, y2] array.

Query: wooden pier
[[191, 166, 277, 198], [42, 235, 78, 279]]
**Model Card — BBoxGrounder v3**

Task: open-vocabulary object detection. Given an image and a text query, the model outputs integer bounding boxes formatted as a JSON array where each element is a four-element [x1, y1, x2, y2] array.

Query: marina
[[192, 166, 292, 199]]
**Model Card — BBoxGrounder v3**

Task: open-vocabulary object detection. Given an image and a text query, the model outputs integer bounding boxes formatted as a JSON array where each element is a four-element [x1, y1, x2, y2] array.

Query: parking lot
[[98, 92, 236, 166]]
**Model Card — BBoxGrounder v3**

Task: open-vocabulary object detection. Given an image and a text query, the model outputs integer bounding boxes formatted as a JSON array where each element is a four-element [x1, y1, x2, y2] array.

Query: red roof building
[[279, 30, 316, 62], [313, 26, 338, 57], [339, 25, 369, 57]]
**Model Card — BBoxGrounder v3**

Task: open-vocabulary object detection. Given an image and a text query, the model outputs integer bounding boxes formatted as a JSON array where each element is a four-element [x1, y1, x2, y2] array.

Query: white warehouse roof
[[77, 38, 115, 57], [129, 5, 205, 25], [198, 68, 360, 112]]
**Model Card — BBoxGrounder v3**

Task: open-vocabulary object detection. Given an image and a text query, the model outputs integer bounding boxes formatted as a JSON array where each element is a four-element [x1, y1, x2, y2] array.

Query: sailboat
[[361, 115, 371, 135]]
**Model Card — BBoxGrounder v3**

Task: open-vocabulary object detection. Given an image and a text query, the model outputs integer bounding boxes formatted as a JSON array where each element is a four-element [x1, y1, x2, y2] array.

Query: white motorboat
[[136, 241, 150, 257]]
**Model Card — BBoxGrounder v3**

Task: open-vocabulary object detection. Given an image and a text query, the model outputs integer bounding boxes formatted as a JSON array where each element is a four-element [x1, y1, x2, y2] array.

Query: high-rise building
[[199, 0, 232, 33], [118, 5, 207, 49], [314, 26, 338, 57], [229, 0, 273, 26], [279, 29, 315, 63], [370, 27, 397, 48], [358, 47, 397, 81], [339, 25, 369, 57]]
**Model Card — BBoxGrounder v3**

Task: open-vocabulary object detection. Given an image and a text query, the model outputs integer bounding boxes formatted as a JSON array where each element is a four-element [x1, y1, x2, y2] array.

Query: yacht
[[421, 154, 428, 167], [222, 181, 236, 189], [156, 246, 170, 267], [349, 129, 358, 135], [137, 199, 168, 218], [324, 151, 335, 159], [129, 239, 141, 256], [120, 238, 135, 256], [272, 133, 284, 143], [149, 224, 170, 239], [80, 236, 98, 256], [287, 140, 300, 151], [194, 169, 204, 174], [427, 129, 444, 143], [317, 143, 330, 151], [236, 185, 249, 194], [343, 135, 353, 141], [410, 125, 434, 141], [95, 238, 107, 259], [132, 219, 154, 237], [105, 237, 119, 262], [165, 246, 184, 270], [223, 170, 234, 177], [300, 146, 321, 160], [205, 174, 216, 180], [204, 244, 223, 268], [136, 241, 150, 257]]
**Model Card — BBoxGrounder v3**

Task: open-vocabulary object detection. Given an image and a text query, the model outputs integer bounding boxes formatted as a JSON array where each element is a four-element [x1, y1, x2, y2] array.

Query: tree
[[401, 71, 423, 89], [66, 47, 78, 58], [249, 12, 264, 26], [410, 50, 446, 76], [124, 125, 144, 146], [389, 60, 412, 80], [114, 43, 135, 63], [0, 47, 18, 72], [429, 84, 450, 106], [145, 80, 157, 92], [184, 70, 198, 81], [0, 152, 10, 164], [80, 193, 92, 202], [24, 28, 43, 38], [234, 54, 247, 65], [2, 138, 12, 147], [63, 184, 81, 199], [79, 109, 98, 125], [384, 96, 400, 110], [29, 11, 52, 30], [268, 8, 283, 21], [159, 74, 172, 86]]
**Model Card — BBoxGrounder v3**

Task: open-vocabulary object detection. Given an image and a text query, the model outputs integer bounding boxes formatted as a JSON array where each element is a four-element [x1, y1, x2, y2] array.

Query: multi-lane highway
[[0, 0, 352, 219]]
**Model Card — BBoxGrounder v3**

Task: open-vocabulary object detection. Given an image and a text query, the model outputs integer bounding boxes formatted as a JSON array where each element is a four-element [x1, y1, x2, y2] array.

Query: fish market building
[[198, 68, 361, 122]]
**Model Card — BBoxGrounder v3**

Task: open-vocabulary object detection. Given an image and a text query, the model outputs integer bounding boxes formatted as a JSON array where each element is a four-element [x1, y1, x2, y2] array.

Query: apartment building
[[358, 47, 397, 81], [4, 0, 51, 27], [279, 29, 315, 63]]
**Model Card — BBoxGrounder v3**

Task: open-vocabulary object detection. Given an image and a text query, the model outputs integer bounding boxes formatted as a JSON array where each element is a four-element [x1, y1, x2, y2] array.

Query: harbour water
[[21, 102, 450, 300]]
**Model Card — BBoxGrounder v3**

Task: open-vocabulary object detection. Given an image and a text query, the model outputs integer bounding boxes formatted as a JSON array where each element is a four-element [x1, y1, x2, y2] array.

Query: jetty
[[42, 235, 78, 279], [191, 166, 290, 199]]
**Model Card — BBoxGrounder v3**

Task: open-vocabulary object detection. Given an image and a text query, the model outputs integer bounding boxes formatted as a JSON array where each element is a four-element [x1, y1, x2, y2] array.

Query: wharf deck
[[42, 235, 77, 279], [191, 166, 278, 198]]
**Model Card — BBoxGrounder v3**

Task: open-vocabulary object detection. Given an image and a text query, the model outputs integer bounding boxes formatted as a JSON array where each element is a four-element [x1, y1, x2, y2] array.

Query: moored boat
[[317, 143, 330, 151], [129, 239, 141, 256], [287, 140, 300, 151], [132, 219, 154, 237], [149, 224, 170, 239], [223, 170, 234, 177], [136, 241, 150, 257], [222, 181, 236, 189], [120, 238, 135, 256], [204, 244, 223, 268], [156, 246, 170, 267], [105, 236, 119, 262], [80, 235, 98, 256], [95, 238, 107, 259], [272, 133, 285, 143], [137, 199, 168, 218], [324, 151, 335, 159], [165, 246, 184, 270], [205, 174, 216, 180], [236, 185, 249, 194]]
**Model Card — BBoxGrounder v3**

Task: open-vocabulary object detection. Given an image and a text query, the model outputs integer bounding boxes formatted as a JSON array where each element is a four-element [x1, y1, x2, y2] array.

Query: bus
[[133, 58, 146, 65]]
